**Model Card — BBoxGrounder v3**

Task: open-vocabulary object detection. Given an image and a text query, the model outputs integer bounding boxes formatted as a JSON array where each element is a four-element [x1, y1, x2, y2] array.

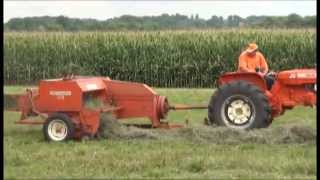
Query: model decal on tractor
[[296, 73, 315, 78], [289, 72, 316, 79]]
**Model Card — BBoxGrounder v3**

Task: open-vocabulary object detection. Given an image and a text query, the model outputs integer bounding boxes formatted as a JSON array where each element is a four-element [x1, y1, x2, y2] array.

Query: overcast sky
[[4, 1, 316, 23]]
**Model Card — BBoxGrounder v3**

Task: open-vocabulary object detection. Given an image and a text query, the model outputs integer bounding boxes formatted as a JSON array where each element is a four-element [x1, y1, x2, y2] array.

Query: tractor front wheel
[[43, 113, 75, 142], [208, 81, 271, 130]]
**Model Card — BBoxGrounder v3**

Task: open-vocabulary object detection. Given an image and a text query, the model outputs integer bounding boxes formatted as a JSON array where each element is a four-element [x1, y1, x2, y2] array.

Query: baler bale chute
[[4, 68, 317, 142]]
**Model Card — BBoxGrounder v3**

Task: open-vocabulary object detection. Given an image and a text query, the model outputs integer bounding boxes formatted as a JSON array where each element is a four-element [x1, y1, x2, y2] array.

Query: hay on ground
[[96, 113, 316, 144]]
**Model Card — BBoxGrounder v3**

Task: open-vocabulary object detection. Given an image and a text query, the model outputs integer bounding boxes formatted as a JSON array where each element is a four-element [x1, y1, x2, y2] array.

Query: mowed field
[[4, 86, 316, 179]]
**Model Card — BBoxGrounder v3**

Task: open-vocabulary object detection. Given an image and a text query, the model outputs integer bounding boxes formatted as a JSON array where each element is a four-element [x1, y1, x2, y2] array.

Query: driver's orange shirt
[[237, 51, 269, 74]]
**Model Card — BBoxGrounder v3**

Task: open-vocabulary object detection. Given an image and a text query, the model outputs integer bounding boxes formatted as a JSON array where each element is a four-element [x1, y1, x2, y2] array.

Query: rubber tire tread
[[208, 80, 272, 129]]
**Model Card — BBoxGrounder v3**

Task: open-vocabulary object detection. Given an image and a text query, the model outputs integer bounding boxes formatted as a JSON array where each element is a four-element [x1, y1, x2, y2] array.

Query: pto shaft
[[169, 104, 208, 110]]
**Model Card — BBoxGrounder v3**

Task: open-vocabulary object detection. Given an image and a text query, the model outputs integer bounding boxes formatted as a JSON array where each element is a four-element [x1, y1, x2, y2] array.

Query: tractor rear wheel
[[43, 113, 75, 142], [208, 80, 271, 130]]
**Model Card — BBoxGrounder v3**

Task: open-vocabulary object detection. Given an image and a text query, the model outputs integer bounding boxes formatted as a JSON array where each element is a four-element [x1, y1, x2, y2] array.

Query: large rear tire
[[208, 80, 272, 130]]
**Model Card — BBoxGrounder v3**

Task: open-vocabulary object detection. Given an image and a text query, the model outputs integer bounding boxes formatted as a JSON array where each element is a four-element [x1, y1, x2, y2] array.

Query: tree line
[[4, 13, 316, 31]]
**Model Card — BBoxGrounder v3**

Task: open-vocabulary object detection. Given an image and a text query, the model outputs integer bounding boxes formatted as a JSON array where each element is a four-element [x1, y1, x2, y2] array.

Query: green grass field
[[4, 86, 316, 179]]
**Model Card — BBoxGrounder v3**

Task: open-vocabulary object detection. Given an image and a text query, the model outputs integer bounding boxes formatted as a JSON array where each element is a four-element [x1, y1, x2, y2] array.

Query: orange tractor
[[208, 68, 316, 129], [5, 68, 316, 142]]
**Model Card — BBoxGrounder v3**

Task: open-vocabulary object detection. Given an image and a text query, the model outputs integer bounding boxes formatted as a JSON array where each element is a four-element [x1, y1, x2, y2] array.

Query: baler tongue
[[152, 103, 208, 129]]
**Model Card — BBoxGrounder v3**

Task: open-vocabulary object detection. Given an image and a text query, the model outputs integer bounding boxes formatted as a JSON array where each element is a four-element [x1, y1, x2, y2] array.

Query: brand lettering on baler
[[49, 91, 72, 100], [49, 91, 72, 96]]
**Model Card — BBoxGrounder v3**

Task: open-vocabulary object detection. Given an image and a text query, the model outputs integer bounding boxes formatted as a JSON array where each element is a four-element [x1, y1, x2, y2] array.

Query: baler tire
[[43, 113, 75, 142], [208, 80, 272, 130]]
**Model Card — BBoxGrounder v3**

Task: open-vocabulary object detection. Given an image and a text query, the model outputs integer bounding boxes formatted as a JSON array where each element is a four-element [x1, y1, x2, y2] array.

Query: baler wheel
[[43, 113, 75, 142], [208, 80, 272, 130]]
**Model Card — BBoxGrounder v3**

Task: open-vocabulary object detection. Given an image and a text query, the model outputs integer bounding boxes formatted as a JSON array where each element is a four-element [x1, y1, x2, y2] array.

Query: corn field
[[4, 29, 316, 87]]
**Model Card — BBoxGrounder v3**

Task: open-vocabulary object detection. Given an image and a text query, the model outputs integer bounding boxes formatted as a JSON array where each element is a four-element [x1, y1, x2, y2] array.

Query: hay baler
[[6, 76, 206, 141]]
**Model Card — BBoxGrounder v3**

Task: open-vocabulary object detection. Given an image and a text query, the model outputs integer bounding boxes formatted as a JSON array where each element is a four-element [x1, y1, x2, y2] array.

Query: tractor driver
[[237, 43, 274, 89]]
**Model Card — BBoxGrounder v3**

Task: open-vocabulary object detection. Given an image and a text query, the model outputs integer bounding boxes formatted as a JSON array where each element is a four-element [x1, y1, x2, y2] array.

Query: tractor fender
[[218, 72, 268, 91]]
